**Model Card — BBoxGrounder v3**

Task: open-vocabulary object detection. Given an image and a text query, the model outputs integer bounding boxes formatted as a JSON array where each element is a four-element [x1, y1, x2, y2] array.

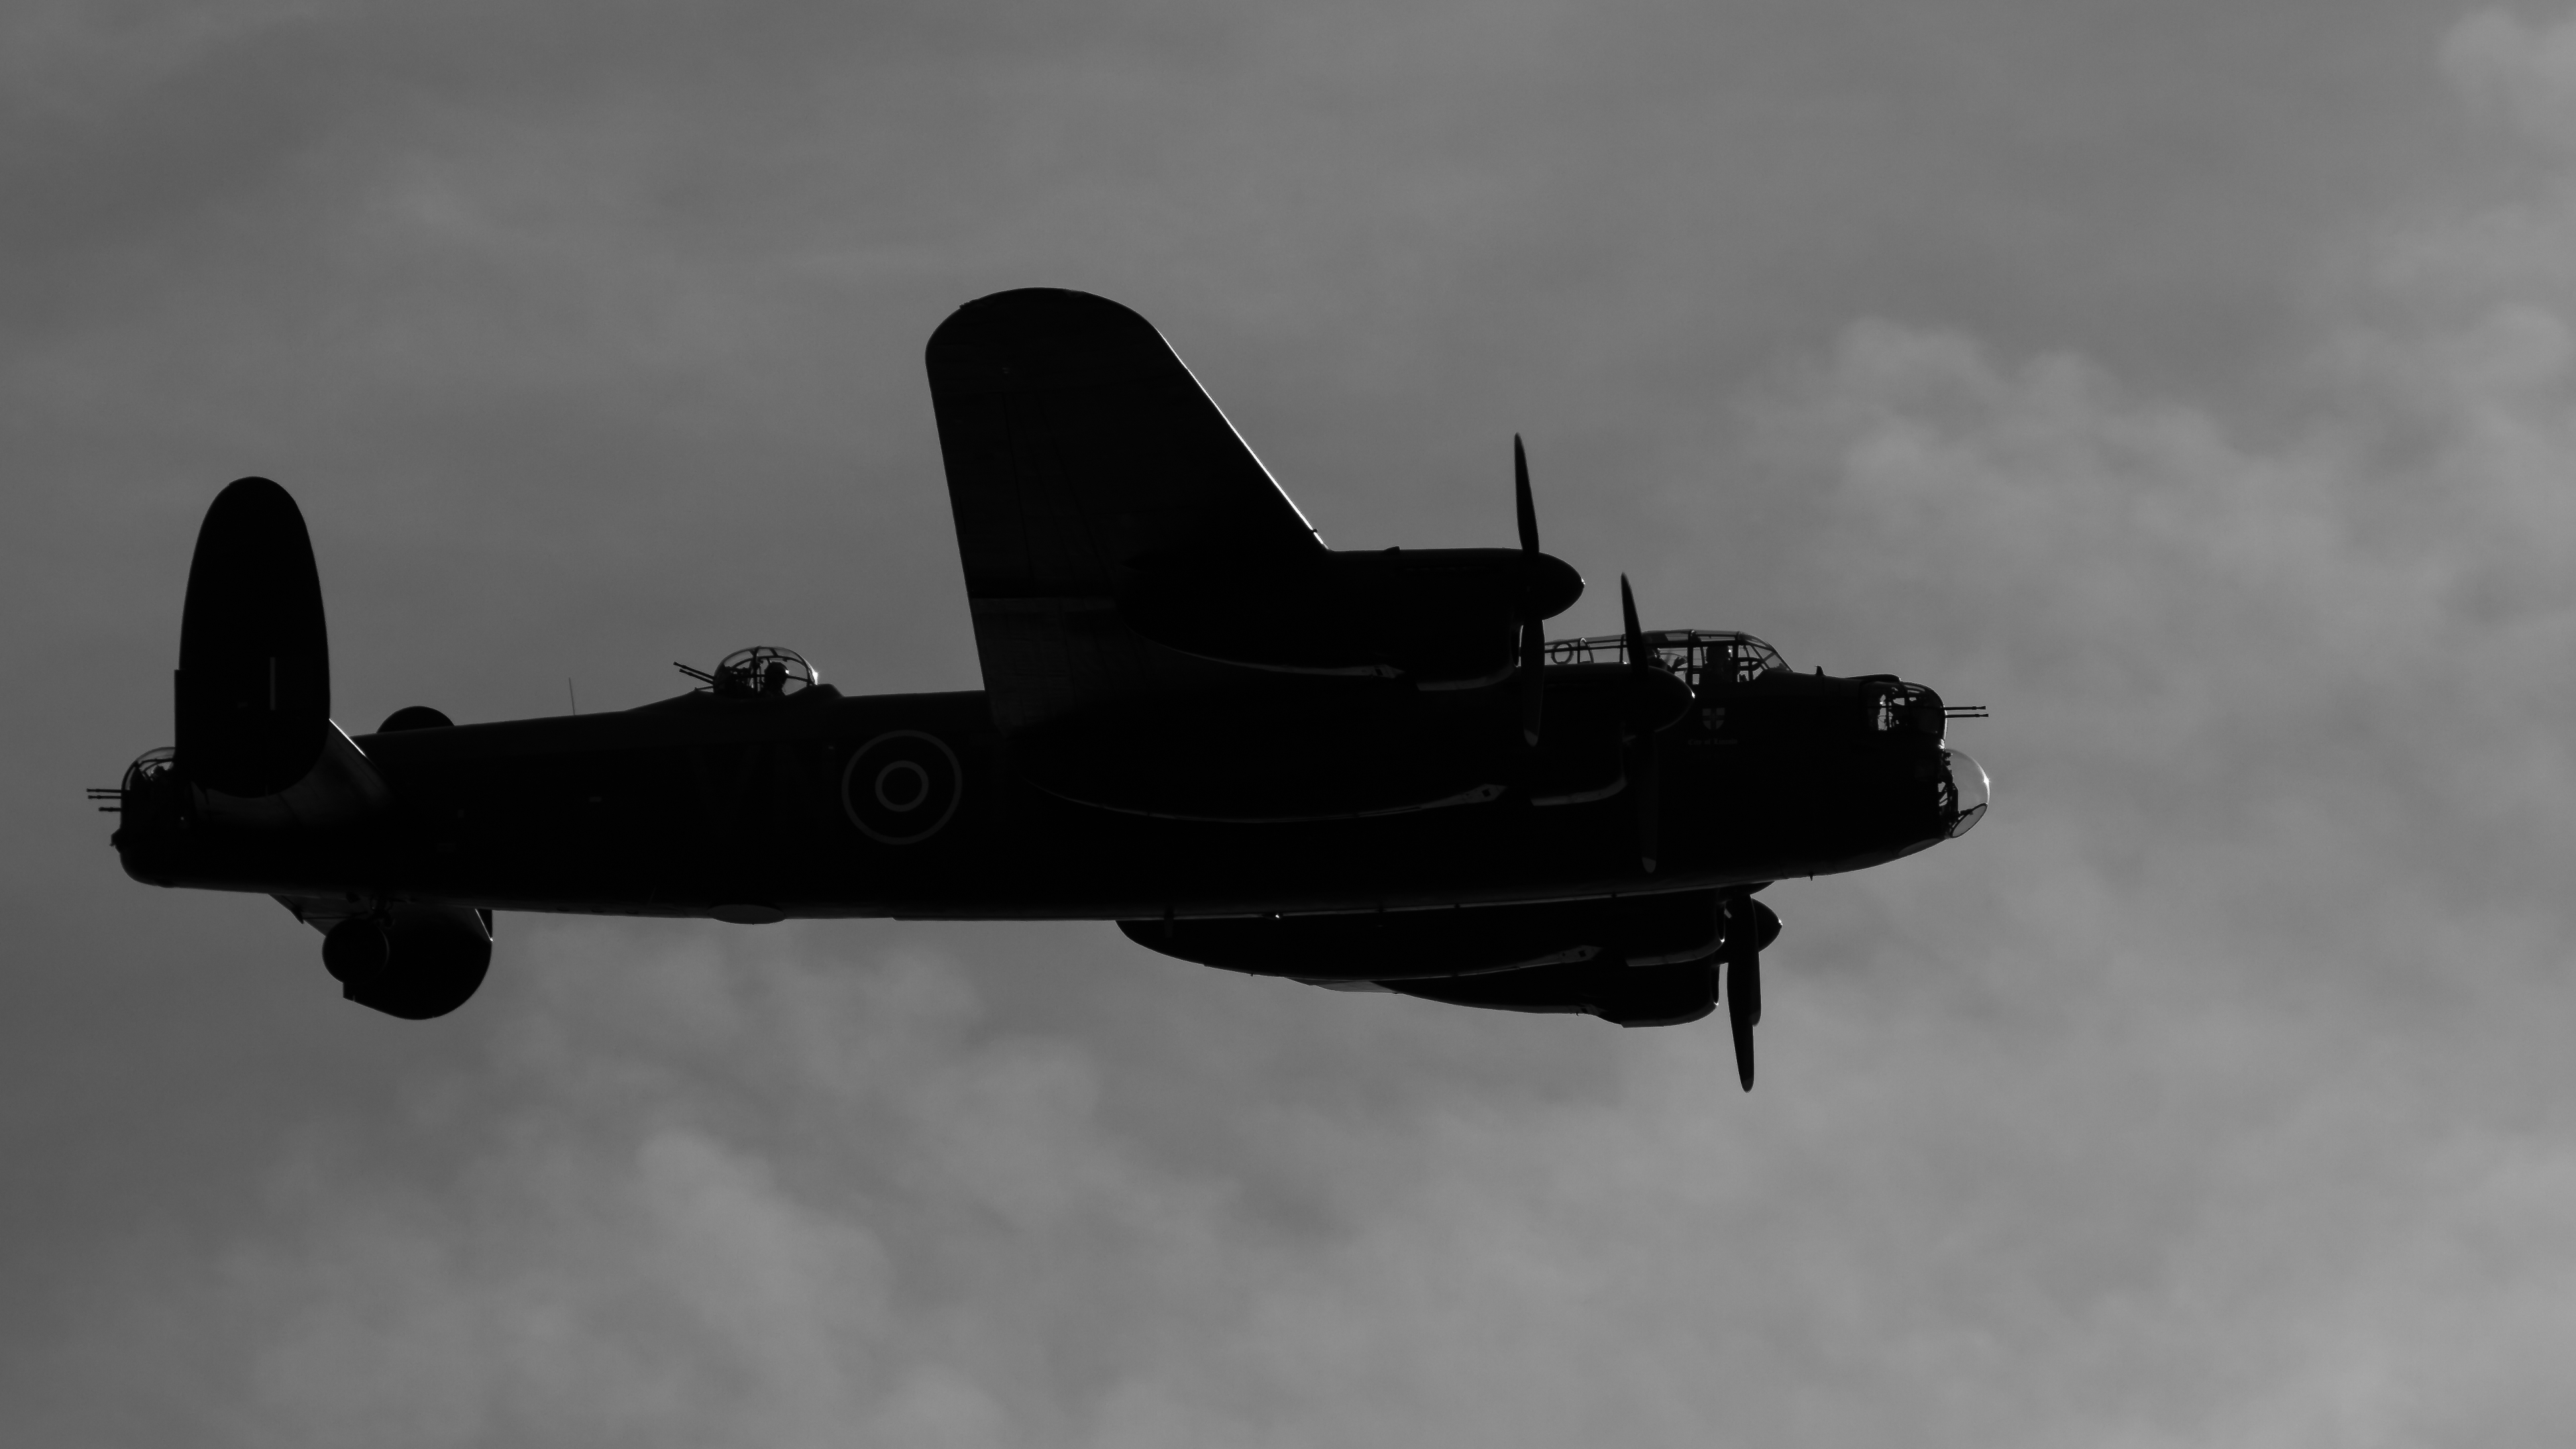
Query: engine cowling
[[1121, 890, 1727, 982], [321, 905, 492, 1020], [1383, 896, 1778, 1028], [1118, 547, 1582, 688], [1129, 892, 1782, 1030]]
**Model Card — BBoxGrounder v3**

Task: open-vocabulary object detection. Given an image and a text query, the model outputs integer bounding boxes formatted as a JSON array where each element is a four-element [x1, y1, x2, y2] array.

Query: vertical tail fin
[[176, 478, 331, 796]]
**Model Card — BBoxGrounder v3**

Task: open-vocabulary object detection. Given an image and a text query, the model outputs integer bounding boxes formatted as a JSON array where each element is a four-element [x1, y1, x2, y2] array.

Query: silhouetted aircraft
[[103, 288, 1988, 1089]]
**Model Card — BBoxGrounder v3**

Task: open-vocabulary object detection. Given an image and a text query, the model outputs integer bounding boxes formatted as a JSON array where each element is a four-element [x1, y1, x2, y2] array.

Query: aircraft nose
[[1943, 748, 1990, 838]]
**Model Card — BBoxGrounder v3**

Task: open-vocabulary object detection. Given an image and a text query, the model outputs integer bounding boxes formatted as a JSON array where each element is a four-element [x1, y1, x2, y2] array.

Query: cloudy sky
[[11, 1, 2576, 1443]]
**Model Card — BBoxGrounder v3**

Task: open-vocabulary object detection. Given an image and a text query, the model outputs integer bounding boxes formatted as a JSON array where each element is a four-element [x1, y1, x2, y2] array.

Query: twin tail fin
[[176, 477, 332, 797]]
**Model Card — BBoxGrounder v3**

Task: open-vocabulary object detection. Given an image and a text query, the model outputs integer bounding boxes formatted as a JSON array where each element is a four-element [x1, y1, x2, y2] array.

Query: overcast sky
[[11, 1, 2576, 1444]]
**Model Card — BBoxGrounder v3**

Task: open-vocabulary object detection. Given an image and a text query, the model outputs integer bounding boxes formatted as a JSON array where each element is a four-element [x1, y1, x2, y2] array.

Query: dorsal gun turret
[[685, 646, 820, 699]]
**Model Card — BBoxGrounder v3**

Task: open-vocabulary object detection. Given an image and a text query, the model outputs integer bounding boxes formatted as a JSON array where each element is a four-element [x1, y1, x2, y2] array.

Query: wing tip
[[926, 288, 1181, 390]]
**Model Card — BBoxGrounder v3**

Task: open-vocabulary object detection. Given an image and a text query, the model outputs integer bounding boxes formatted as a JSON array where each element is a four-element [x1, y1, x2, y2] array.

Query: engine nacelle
[[321, 906, 493, 1020], [1122, 890, 1728, 983]]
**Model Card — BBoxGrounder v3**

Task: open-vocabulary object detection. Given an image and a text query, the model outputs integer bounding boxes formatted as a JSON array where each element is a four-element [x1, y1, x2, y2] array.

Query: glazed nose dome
[[1943, 749, 1990, 838]]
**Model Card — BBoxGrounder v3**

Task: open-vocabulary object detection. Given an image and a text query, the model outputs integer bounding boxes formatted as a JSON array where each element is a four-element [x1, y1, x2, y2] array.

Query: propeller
[[1725, 920, 1761, 1091], [1514, 435, 1545, 747], [1719, 894, 1777, 1089], [1621, 574, 1662, 873]]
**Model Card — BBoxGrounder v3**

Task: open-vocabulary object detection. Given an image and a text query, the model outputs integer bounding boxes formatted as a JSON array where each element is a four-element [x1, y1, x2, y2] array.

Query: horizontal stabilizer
[[176, 478, 331, 796]]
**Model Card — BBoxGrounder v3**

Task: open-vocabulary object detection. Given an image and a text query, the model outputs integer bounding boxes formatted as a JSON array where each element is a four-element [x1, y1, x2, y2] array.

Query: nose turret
[[1942, 747, 1990, 837]]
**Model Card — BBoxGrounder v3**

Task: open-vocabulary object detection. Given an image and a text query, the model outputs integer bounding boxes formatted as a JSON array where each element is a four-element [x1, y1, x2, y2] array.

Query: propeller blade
[[1515, 436, 1545, 747], [1620, 575, 1660, 872], [1513, 435, 1538, 556], [1726, 896, 1761, 1089], [1727, 947, 1758, 1090], [1520, 619, 1545, 747]]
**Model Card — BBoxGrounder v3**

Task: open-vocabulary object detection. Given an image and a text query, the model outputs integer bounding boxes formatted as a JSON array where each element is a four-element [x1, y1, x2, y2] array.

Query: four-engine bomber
[[105, 288, 1989, 1088]]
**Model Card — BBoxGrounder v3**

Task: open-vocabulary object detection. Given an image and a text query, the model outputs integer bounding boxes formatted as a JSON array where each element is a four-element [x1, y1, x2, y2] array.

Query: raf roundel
[[841, 731, 962, 844]]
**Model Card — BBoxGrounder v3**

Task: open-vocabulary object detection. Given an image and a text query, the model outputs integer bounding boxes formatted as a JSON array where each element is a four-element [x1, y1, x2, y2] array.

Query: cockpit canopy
[[1542, 629, 1788, 689], [701, 646, 821, 699]]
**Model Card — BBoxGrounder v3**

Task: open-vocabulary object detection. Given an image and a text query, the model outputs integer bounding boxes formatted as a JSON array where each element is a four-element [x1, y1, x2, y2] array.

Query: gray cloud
[[13, 3, 2576, 1446]]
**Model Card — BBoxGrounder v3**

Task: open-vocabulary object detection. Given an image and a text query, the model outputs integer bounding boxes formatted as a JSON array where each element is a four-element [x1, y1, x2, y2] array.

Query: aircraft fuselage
[[113, 665, 1958, 923]]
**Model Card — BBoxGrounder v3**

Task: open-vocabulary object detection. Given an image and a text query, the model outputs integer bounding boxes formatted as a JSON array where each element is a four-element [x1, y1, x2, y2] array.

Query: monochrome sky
[[10, 2, 2576, 1444]]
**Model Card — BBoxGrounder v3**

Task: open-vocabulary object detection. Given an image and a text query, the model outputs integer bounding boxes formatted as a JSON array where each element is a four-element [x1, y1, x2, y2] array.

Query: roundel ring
[[841, 731, 963, 845]]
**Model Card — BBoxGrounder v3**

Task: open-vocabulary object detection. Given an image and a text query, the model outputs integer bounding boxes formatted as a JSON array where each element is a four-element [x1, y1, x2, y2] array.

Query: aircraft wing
[[925, 288, 1327, 736]]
